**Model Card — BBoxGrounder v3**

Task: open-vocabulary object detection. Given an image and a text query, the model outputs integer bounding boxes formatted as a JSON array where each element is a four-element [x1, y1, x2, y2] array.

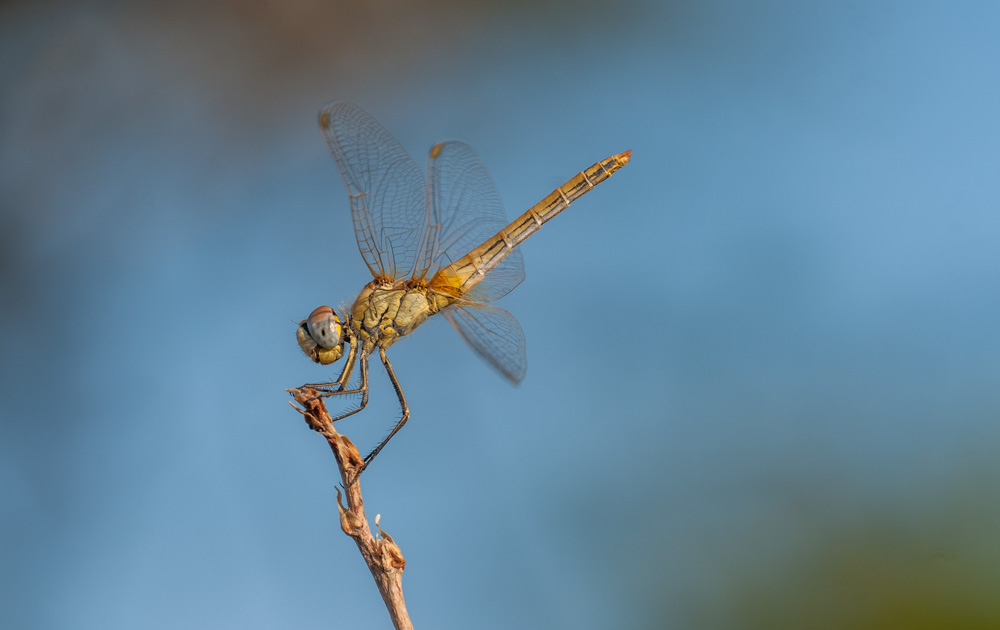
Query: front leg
[[303, 334, 358, 393], [326, 353, 370, 422]]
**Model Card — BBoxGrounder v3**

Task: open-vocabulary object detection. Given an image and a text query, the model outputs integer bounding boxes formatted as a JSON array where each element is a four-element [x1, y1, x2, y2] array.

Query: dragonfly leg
[[303, 334, 359, 393], [325, 353, 370, 423], [361, 347, 410, 470]]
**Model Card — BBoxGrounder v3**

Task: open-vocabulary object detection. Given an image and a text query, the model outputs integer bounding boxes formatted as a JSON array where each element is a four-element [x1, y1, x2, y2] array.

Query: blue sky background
[[3, 1, 1000, 628]]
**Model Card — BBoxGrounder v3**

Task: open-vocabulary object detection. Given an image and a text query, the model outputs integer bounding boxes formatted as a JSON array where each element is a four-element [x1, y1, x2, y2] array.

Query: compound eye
[[305, 305, 342, 349]]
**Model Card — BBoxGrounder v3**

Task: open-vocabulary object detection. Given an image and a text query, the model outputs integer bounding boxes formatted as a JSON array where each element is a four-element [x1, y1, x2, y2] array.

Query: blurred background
[[3, 1, 1000, 628]]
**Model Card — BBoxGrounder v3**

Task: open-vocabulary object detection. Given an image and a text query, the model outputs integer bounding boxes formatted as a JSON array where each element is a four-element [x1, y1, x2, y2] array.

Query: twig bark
[[287, 388, 412, 630]]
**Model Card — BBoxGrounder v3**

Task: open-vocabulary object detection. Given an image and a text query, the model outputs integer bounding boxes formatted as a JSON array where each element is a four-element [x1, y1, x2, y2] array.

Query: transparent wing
[[442, 302, 526, 384], [319, 101, 426, 281], [420, 141, 524, 301]]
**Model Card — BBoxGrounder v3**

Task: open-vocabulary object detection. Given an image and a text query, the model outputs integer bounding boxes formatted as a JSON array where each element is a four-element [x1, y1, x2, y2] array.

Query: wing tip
[[318, 100, 359, 130], [504, 366, 526, 386]]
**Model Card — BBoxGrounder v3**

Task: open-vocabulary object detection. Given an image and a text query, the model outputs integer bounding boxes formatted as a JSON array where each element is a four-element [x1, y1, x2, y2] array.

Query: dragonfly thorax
[[350, 281, 453, 349]]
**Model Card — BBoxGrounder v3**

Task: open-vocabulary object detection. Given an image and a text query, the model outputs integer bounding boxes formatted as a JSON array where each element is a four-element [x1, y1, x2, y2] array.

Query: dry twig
[[287, 388, 412, 630]]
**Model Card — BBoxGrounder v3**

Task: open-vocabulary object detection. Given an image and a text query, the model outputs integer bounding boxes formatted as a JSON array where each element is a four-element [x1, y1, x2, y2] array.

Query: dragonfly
[[296, 101, 630, 471]]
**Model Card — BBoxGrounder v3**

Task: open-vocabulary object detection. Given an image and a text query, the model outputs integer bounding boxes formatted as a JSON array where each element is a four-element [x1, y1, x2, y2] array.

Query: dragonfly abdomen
[[429, 150, 631, 297]]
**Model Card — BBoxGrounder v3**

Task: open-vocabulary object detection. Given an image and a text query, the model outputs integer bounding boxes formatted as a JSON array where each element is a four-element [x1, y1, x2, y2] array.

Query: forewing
[[442, 303, 526, 384], [423, 141, 525, 301], [320, 101, 426, 280]]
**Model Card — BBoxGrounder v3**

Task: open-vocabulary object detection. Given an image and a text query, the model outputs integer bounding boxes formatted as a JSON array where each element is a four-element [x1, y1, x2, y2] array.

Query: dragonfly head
[[297, 305, 345, 365]]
